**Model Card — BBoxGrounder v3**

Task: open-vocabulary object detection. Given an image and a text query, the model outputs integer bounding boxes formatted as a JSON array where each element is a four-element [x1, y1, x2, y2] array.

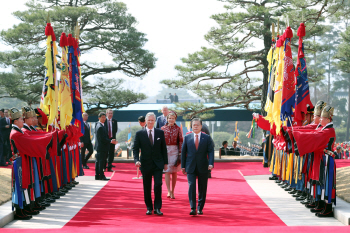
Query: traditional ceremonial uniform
[[9, 108, 53, 220], [291, 105, 336, 217]]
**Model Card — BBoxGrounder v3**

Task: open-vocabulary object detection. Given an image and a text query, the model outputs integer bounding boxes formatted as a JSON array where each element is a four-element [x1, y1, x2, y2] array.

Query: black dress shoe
[[14, 210, 32, 220], [154, 209, 163, 215], [190, 209, 197, 215], [269, 176, 278, 180], [284, 187, 293, 191], [60, 188, 69, 193], [95, 175, 101, 180], [289, 190, 297, 194], [107, 168, 114, 172], [197, 209, 203, 215], [72, 180, 79, 185], [208, 173, 212, 178], [275, 180, 282, 183], [45, 198, 56, 203], [301, 199, 310, 205], [56, 191, 66, 196], [146, 210, 152, 215], [83, 165, 90, 169], [100, 176, 110, 181], [305, 203, 316, 208], [112, 165, 116, 168]]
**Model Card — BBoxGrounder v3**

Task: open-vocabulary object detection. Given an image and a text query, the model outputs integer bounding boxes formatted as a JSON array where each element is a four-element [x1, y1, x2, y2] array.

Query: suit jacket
[[229, 147, 241, 156], [80, 122, 91, 144], [0, 117, 11, 141], [95, 122, 111, 152], [156, 115, 167, 129], [133, 128, 168, 172], [104, 118, 118, 139], [181, 133, 214, 174]]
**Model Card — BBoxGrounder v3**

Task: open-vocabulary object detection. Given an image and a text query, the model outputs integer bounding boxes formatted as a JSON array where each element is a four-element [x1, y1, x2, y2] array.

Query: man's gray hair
[[145, 112, 156, 120], [162, 105, 168, 110]]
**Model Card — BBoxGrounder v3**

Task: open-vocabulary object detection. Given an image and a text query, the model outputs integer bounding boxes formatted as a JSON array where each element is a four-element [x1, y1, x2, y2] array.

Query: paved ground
[[0, 169, 11, 205], [4, 175, 109, 229], [245, 175, 344, 226]]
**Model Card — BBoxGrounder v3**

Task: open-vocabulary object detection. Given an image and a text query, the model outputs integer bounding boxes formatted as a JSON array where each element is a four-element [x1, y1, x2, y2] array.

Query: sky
[[0, 0, 227, 97]]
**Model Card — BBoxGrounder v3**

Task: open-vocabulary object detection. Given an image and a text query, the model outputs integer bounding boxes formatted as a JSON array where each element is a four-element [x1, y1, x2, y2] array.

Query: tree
[[0, 0, 156, 112], [335, 26, 350, 141], [162, 0, 343, 118]]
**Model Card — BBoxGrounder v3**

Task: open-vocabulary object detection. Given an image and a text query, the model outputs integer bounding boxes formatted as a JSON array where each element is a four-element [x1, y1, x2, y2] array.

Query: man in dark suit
[[95, 112, 117, 180], [169, 93, 174, 103], [133, 112, 168, 216], [1, 109, 12, 165], [174, 93, 179, 103], [104, 109, 118, 171], [181, 118, 214, 215], [0, 108, 4, 166], [230, 141, 241, 156], [156, 106, 169, 129], [80, 112, 93, 169]]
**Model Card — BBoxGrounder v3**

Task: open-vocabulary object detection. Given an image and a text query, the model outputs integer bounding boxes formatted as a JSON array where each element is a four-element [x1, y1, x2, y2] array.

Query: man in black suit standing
[[80, 112, 93, 169], [0, 108, 4, 166], [0, 109, 12, 165], [174, 93, 179, 103], [104, 109, 118, 171], [133, 112, 168, 216], [181, 118, 214, 215], [95, 112, 117, 180]]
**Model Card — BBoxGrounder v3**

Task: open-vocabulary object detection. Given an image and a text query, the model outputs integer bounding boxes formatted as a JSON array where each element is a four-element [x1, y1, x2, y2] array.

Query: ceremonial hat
[[22, 106, 36, 119], [321, 105, 334, 119], [9, 108, 22, 120], [307, 105, 314, 114], [314, 100, 327, 116]]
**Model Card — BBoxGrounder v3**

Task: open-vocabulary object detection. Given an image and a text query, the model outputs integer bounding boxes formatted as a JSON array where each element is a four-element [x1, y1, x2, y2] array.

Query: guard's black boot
[[23, 207, 40, 216], [311, 200, 325, 213], [14, 209, 32, 220], [269, 176, 278, 180], [316, 203, 334, 217], [306, 200, 316, 209], [275, 180, 282, 183], [296, 193, 307, 201], [289, 189, 298, 195]]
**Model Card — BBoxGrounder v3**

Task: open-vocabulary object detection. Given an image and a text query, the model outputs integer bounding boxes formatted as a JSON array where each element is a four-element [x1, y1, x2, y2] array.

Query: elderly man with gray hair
[[133, 112, 168, 215], [156, 106, 169, 129]]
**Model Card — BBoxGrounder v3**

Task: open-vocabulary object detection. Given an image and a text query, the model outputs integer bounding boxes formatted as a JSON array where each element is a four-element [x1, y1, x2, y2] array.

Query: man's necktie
[[149, 130, 153, 145], [195, 134, 199, 150], [7, 118, 9, 125], [108, 120, 112, 138]]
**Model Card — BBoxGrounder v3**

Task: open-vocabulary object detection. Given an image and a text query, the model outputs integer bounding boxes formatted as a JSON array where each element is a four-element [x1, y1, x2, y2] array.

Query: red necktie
[[108, 120, 112, 138], [195, 134, 199, 150]]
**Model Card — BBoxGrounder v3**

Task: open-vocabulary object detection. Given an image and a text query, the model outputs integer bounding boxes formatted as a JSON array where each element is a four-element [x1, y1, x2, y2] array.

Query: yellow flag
[[42, 33, 59, 130], [59, 46, 73, 129]]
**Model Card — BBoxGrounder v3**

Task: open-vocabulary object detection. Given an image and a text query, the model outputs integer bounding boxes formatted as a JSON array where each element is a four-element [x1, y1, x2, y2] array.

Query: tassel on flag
[[246, 120, 256, 139]]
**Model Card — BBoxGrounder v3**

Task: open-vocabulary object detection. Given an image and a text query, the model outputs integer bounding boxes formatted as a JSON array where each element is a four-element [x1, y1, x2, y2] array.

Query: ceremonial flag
[[280, 26, 296, 122], [42, 23, 59, 129], [233, 121, 239, 141], [294, 23, 313, 125], [58, 33, 73, 129], [246, 120, 256, 139], [68, 34, 84, 135], [271, 32, 285, 135], [127, 123, 132, 143], [264, 23, 276, 117]]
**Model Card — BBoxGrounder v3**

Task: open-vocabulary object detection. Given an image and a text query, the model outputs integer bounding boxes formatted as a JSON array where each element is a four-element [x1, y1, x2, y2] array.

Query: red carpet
[[1, 162, 350, 232]]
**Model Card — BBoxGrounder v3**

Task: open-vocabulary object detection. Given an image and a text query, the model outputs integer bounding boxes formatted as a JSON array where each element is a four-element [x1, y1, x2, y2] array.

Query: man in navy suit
[[95, 112, 117, 180], [155, 106, 169, 129], [133, 112, 168, 216], [181, 118, 214, 215]]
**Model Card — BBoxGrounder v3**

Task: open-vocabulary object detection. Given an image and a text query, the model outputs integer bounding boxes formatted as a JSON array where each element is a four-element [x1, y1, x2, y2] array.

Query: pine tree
[[0, 0, 156, 111], [162, 0, 343, 118]]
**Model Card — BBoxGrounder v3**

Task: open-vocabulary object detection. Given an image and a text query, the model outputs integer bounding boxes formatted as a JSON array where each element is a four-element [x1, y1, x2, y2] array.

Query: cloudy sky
[[1, 0, 227, 97]]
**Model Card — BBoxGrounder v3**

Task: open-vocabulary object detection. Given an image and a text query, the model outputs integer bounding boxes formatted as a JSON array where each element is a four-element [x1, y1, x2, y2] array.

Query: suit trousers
[[95, 151, 107, 178], [3, 139, 10, 162], [106, 143, 115, 169], [0, 141, 4, 165], [141, 162, 163, 210], [81, 142, 93, 166], [187, 166, 208, 211]]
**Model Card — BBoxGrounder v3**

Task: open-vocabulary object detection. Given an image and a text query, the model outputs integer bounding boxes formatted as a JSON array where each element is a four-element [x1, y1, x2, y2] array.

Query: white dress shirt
[[146, 127, 155, 143]]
